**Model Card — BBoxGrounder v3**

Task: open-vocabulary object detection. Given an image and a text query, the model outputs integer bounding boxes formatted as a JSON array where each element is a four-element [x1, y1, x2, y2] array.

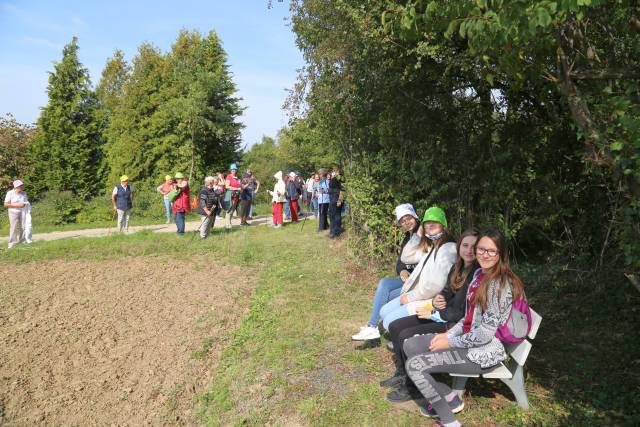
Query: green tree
[[0, 114, 38, 188], [29, 37, 104, 199]]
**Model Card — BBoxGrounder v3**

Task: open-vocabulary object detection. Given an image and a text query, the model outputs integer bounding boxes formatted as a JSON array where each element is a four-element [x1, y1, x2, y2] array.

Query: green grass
[[2, 223, 638, 426]]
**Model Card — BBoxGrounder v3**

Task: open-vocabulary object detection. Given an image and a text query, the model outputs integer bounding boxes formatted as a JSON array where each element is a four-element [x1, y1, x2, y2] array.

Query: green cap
[[422, 206, 447, 228], [174, 172, 185, 179]]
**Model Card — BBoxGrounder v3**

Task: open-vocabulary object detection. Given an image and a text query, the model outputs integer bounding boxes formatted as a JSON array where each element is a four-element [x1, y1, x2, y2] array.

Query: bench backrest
[[504, 308, 542, 366]]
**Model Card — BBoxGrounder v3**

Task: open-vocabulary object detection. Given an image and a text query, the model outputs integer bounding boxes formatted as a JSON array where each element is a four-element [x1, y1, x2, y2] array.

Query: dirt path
[[0, 214, 275, 244], [0, 256, 255, 426]]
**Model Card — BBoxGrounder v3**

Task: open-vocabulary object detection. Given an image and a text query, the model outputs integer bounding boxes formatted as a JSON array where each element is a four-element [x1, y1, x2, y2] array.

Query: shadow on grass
[[520, 265, 640, 426]]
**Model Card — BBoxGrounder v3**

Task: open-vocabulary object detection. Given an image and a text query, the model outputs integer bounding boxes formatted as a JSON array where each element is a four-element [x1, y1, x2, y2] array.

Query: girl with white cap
[[351, 203, 421, 340], [4, 179, 29, 249]]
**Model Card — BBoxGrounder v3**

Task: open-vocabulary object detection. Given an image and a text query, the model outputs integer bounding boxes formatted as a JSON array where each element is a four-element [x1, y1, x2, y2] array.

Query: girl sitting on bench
[[403, 228, 525, 427]]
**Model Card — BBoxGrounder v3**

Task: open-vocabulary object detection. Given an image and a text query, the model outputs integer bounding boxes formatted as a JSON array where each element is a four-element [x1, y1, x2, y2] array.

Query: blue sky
[[0, 0, 303, 148]]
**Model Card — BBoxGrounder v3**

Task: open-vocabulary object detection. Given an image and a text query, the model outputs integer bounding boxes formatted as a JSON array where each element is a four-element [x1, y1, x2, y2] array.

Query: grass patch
[[3, 222, 638, 426]]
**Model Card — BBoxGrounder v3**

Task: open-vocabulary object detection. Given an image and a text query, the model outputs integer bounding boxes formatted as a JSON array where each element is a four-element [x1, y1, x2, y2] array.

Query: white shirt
[[4, 189, 28, 214]]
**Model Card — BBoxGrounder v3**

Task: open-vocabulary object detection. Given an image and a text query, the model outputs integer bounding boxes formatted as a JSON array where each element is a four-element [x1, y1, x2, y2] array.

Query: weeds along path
[[0, 250, 255, 425]]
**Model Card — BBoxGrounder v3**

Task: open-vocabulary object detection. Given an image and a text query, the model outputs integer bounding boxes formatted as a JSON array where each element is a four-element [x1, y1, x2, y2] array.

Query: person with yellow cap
[[111, 175, 134, 233], [156, 174, 174, 224]]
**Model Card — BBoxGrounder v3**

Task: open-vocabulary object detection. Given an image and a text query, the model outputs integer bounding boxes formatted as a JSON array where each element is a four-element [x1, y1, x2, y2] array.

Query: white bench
[[449, 308, 542, 410]]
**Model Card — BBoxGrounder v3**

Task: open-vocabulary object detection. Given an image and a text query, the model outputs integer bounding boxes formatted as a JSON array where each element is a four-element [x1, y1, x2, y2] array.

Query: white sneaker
[[351, 326, 380, 341]]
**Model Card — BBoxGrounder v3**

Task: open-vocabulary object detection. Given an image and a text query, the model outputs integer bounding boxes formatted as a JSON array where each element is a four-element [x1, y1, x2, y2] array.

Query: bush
[[34, 190, 83, 225]]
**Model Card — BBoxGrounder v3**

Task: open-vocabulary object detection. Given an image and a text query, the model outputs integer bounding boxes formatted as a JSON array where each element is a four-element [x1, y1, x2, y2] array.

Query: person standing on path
[[286, 172, 301, 223], [156, 175, 174, 224], [239, 171, 254, 226], [268, 171, 286, 228], [224, 163, 242, 229], [4, 179, 29, 249], [328, 167, 344, 238], [316, 169, 330, 231], [111, 175, 134, 233], [172, 172, 190, 236], [247, 170, 260, 219], [197, 176, 222, 239]]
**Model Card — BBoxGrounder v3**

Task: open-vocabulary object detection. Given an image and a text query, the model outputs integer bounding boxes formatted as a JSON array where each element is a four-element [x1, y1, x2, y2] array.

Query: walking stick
[[108, 208, 116, 235], [300, 197, 312, 231]]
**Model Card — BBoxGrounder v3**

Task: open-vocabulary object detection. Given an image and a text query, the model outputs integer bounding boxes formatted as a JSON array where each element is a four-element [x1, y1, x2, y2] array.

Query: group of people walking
[[268, 167, 344, 238], [351, 204, 530, 427], [4, 163, 346, 246], [150, 163, 261, 239]]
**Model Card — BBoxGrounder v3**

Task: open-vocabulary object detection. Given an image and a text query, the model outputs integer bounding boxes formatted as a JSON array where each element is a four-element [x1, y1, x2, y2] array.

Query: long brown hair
[[472, 228, 525, 310], [449, 228, 480, 293]]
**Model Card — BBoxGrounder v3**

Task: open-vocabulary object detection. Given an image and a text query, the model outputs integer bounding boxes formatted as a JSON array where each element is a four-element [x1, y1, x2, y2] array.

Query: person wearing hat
[[268, 171, 286, 228], [352, 203, 421, 340], [112, 175, 134, 233], [4, 179, 30, 249], [286, 171, 301, 223], [171, 172, 190, 235], [316, 169, 330, 231], [157, 174, 175, 224], [224, 163, 242, 229], [378, 206, 457, 331]]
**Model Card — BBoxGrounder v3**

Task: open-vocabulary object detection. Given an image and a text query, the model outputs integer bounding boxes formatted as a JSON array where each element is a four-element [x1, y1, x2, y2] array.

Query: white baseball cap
[[394, 203, 418, 224]]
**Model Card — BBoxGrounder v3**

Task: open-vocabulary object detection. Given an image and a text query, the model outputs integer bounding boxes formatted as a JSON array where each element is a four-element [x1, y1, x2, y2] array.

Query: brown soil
[[0, 256, 254, 426]]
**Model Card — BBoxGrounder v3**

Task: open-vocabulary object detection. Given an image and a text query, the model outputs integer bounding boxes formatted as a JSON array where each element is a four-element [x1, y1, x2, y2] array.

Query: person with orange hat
[[111, 175, 134, 233], [4, 179, 29, 249]]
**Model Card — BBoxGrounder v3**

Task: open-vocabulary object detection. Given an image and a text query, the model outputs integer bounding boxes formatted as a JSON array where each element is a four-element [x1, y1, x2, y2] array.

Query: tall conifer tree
[[30, 37, 103, 198]]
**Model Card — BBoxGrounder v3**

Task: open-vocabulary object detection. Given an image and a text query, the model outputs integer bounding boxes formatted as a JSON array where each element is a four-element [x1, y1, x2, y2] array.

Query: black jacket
[[198, 187, 221, 215], [438, 261, 480, 323]]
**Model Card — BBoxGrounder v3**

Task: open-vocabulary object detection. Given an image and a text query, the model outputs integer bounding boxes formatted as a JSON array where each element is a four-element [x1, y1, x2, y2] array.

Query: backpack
[[191, 195, 199, 210], [167, 188, 181, 203], [495, 297, 532, 344]]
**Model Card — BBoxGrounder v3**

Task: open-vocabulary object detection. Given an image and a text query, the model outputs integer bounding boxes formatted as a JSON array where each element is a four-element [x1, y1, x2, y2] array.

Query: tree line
[[280, 0, 639, 281], [1, 29, 243, 201]]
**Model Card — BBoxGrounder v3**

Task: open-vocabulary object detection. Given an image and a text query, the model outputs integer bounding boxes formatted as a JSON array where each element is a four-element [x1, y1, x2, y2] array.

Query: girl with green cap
[[378, 206, 457, 330]]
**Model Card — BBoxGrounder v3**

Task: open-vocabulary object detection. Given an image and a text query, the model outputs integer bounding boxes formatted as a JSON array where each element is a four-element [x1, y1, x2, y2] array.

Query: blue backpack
[[495, 297, 532, 344]]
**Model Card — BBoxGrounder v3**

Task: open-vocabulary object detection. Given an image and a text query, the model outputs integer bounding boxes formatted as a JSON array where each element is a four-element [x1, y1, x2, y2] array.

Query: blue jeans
[[163, 196, 172, 223], [284, 200, 291, 219], [367, 277, 404, 327], [174, 211, 186, 234], [312, 198, 319, 217], [379, 295, 412, 330]]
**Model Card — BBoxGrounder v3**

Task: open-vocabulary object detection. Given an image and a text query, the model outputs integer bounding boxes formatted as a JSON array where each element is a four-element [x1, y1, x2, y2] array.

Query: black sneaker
[[379, 374, 405, 388], [386, 382, 420, 403]]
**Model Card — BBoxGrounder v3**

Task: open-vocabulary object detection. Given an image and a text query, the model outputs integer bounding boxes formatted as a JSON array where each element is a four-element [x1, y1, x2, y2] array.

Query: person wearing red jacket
[[172, 172, 190, 235]]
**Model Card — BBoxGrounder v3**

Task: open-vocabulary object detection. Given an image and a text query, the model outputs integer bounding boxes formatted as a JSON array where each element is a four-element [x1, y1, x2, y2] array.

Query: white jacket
[[399, 233, 456, 312], [270, 171, 286, 203]]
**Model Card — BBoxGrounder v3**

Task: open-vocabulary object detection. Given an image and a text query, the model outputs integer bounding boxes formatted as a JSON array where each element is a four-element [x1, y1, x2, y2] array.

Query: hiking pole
[[108, 208, 116, 235]]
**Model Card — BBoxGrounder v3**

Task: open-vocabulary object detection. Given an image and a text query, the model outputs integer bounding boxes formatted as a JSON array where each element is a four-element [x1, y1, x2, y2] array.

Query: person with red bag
[[172, 172, 190, 236]]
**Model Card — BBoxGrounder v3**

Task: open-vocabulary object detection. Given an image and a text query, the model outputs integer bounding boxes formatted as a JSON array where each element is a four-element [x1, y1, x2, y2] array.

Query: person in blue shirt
[[316, 168, 330, 231]]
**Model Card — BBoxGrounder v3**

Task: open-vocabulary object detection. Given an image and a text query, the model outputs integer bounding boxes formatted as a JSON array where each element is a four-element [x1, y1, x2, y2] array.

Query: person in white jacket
[[4, 179, 30, 249], [379, 206, 457, 330], [268, 171, 286, 228]]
